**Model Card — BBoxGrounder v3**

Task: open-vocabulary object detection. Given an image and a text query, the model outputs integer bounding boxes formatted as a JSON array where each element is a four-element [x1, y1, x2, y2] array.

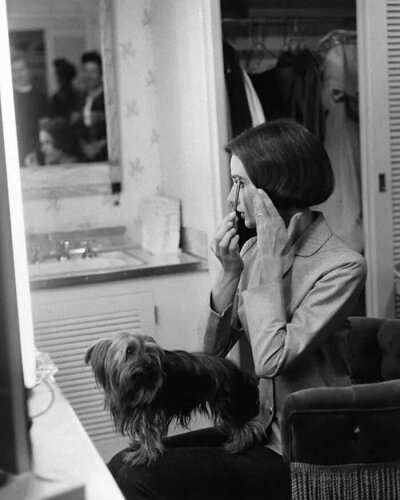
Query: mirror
[[6, 0, 120, 199]]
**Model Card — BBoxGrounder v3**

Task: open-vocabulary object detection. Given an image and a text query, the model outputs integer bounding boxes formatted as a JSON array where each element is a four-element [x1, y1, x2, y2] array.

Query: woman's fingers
[[287, 212, 302, 241], [255, 189, 281, 219], [214, 212, 236, 238], [284, 212, 302, 253], [252, 191, 266, 219], [228, 233, 240, 255], [211, 212, 238, 256], [218, 227, 237, 255]]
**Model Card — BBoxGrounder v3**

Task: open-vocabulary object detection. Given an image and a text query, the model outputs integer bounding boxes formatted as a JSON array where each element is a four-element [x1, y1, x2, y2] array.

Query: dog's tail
[[222, 416, 267, 454]]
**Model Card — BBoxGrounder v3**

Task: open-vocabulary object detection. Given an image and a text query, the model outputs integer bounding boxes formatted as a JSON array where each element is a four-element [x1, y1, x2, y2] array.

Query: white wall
[[152, 0, 229, 241]]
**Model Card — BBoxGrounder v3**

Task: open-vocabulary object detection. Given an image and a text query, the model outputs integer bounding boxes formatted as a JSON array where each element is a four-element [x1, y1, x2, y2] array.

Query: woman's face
[[39, 130, 62, 164], [228, 155, 257, 228], [82, 62, 102, 92], [12, 59, 31, 88]]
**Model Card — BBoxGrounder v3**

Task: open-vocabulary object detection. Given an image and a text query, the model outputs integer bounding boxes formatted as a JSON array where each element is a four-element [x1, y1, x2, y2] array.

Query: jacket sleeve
[[242, 257, 367, 378], [199, 293, 243, 357]]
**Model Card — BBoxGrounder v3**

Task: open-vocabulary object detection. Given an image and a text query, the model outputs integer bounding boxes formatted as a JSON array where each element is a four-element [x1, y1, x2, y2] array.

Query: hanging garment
[[313, 31, 363, 253], [223, 41, 259, 247], [249, 48, 324, 140], [223, 41, 253, 137], [288, 48, 324, 141], [242, 70, 265, 126], [249, 65, 289, 120]]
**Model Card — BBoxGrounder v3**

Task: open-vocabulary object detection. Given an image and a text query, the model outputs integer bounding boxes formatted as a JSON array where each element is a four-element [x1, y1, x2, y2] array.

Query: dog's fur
[[85, 332, 265, 465]]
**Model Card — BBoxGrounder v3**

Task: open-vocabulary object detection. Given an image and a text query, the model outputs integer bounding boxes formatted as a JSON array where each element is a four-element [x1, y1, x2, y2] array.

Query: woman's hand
[[24, 151, 39, 167], [210, 211, 243, 276], [253, 189, 302, 281]]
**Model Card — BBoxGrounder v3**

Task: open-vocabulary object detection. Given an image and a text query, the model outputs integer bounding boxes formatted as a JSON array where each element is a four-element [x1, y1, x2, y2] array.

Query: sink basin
[[29, 249, 144, 277]]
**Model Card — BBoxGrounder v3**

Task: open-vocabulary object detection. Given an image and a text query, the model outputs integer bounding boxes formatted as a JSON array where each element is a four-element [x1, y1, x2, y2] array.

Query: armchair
[[281, 317, 400, 500]]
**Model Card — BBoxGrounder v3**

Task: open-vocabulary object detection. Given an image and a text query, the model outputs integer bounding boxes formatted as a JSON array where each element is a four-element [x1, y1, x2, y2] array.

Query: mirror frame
[[8, 0, 121, 200]]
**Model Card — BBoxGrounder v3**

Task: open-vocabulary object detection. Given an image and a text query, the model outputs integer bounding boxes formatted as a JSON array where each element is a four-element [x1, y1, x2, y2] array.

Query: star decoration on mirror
[[126, 99, 140, 119], [119, 41, 137, 61], [146, 70, 156, 86], [151, 129, 160, 145], [142, 8, 152, 26], [129, 158, 145, 176]]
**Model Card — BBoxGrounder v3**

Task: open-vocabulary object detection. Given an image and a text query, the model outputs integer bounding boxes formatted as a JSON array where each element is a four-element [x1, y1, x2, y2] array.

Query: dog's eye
[[126, 347, 132, 356]]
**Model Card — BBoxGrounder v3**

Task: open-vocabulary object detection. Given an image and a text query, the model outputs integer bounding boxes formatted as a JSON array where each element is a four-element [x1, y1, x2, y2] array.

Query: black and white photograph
[[1, 1, 400, 499]]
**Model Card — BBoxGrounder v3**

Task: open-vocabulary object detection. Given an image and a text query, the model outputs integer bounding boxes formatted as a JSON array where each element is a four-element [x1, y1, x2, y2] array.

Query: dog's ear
[[85, 339, 112, 389]]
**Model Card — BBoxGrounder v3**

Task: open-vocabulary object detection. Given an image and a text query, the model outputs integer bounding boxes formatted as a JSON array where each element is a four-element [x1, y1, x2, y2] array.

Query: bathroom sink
[[29, 249, 145, 277]]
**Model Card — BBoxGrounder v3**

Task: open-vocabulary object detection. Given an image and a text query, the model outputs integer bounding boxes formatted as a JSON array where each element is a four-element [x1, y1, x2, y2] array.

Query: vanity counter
[[28, 225, 208, 290], [29, 248, 207, 290], [0, 380, 124, 500]]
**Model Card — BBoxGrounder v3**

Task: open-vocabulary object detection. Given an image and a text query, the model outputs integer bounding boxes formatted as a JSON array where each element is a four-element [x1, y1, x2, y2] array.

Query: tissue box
[[140, 196, 181, 254]]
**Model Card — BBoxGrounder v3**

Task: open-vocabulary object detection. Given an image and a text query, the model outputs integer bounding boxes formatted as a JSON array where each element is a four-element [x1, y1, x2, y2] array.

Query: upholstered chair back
[[282, 317, 400, 500], [347, 317, 400, 383]]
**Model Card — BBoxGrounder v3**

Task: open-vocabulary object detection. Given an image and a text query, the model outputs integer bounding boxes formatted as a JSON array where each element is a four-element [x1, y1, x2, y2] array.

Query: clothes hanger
[[253, 24, 278, 59], [246, 23, 278, 72], [317, 29, 357, 53]]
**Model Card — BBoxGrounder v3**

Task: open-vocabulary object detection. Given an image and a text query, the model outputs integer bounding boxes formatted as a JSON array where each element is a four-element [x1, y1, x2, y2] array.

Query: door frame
[[357, 0, 395, 318]]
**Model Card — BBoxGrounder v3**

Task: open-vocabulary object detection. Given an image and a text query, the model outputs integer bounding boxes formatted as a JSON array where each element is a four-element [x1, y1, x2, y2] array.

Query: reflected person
[[25, 117, 83, 166], [108, 119, 367, 500], [51, 58, 83, 122], [71, 50, 107, 162], [11, 54, 50, 165]]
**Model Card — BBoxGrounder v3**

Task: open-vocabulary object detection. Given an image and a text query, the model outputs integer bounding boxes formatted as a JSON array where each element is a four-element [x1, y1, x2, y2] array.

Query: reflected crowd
[[11, 50, 107, 166]]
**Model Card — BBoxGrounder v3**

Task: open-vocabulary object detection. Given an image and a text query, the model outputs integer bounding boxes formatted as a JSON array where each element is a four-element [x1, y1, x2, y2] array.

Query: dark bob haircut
[[225, 119, 334, 209], [39, 117, 81, 157], [81, 51, 102, 73], [53, 58, 76, 84]]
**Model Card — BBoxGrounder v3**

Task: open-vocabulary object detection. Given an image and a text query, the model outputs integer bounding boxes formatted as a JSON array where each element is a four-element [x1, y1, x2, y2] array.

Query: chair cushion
[[377, 319, 400, 380], [347, 317, 383, 383], [281, 380, 400, 466]]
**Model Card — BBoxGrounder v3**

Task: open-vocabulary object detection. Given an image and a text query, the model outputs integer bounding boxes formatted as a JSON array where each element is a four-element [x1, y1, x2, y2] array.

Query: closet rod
[[222, 17, 355, 25]]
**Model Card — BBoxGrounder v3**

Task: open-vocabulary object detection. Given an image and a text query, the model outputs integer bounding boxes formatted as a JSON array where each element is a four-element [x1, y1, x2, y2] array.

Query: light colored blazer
[[200, 212, 367, 454]]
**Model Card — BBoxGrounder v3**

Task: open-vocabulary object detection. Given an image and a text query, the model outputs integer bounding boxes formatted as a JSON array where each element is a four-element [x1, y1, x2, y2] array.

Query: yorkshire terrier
[[85, 332, 265, 465]]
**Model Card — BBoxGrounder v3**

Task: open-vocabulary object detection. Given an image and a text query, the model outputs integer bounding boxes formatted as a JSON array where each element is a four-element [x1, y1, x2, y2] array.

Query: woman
[[108, 119, 367, 499], [51, 58, 83, 121], [25, 117, 83, 166]]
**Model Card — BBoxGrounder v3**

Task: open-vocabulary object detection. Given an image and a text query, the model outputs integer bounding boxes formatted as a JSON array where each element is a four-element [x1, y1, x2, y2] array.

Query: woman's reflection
[[25, 117, 84, 166], [71, 51, 108, 162], [11, 54, 50, 165], [11, 48, 108, 166], [51, 58, 83, 122]]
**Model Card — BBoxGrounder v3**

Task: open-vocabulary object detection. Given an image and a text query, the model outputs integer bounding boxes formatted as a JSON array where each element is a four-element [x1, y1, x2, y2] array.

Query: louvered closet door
[[33, 290, 156, 458], [387, 0, 400, 317]]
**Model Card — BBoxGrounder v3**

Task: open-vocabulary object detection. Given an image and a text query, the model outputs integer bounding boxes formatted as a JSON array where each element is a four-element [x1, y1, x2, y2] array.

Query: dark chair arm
[[281, 379, 400, 466]]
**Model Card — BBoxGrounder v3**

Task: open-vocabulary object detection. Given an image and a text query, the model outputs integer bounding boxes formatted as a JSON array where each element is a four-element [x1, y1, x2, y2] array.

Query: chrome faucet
[[30, 245, 42, 264], [59, 240, 70, 261], [58, 239, 99, 259]]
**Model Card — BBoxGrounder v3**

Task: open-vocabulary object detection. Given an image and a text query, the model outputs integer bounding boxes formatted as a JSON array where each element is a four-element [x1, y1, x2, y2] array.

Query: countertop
[[28, 227, 207, 290], [29, 249, 206, 290], [1, 381, 124, 500]]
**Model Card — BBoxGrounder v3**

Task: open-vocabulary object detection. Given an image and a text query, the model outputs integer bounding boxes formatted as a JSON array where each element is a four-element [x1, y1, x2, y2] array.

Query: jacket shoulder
[[320, 233, 367, 274]]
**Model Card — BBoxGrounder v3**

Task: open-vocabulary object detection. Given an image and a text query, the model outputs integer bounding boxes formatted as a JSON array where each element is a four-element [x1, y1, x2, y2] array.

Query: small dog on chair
[[85, 332, 265, 465]]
